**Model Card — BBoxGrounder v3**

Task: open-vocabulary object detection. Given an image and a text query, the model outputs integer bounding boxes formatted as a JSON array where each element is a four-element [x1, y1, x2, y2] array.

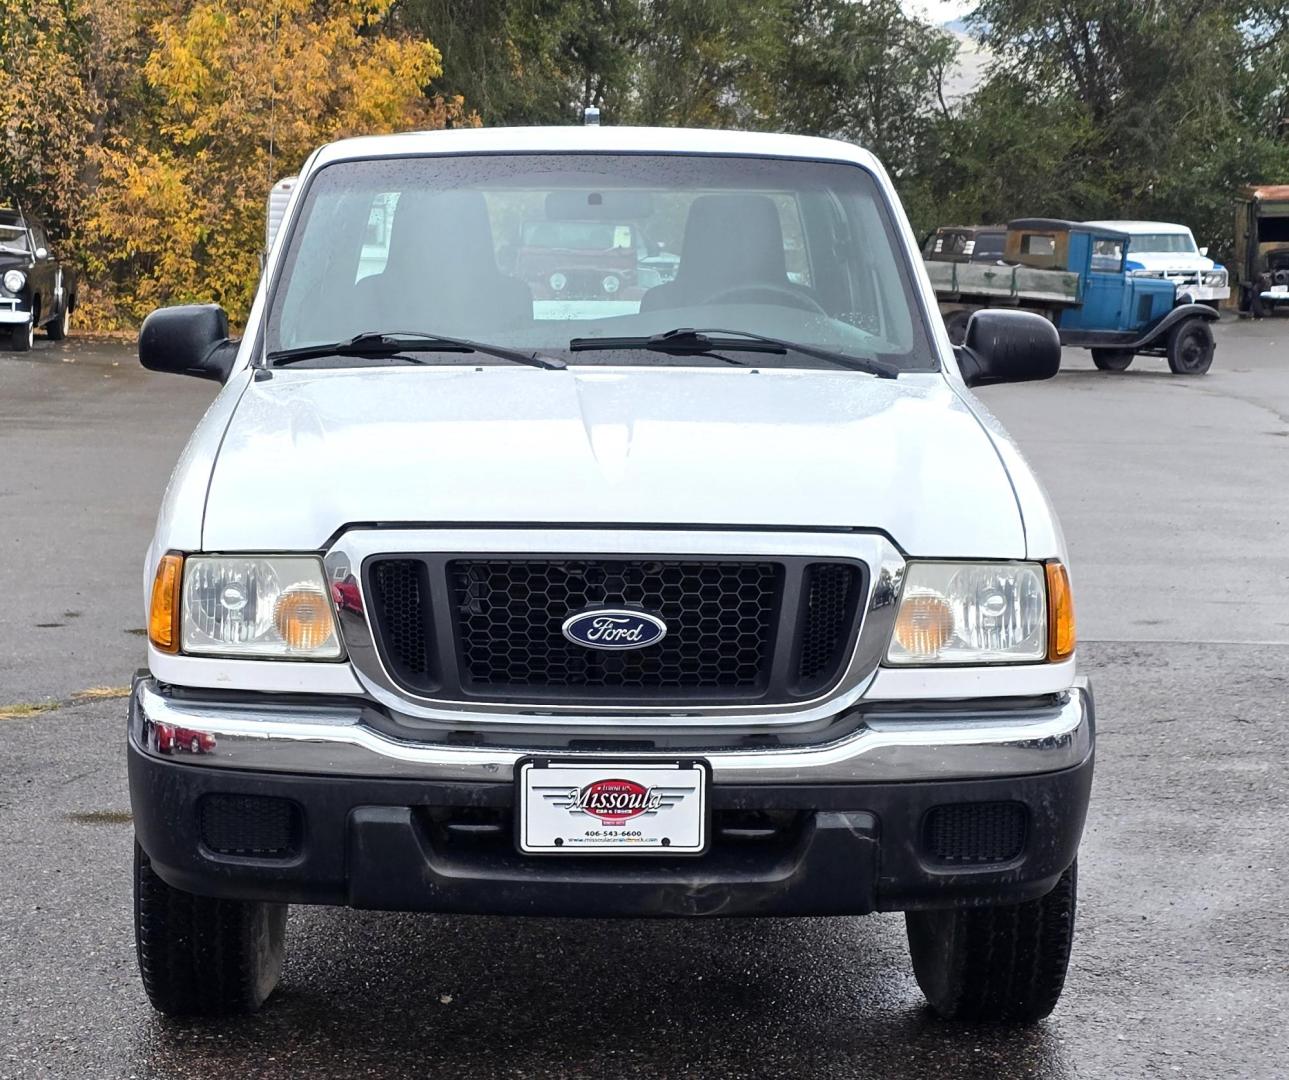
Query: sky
[[903, 0, 976, 24]]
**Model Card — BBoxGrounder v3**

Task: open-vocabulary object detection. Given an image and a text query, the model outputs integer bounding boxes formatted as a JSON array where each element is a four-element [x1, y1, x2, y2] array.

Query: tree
[[0, 0, 96, 241], [86, 0, 462, 323], [770, 0, 958, 180], [961, 0, 1289, 251]]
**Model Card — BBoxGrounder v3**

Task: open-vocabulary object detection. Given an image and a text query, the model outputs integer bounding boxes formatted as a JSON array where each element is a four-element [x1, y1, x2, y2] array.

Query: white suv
[[130, 126, 1092, 1024], [1085, 219, 1230, 306]]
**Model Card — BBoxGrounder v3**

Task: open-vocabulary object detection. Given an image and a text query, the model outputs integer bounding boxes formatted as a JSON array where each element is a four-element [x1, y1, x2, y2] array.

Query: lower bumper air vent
[[198, 794, 301, 858], [923, 801, 1027, 865]]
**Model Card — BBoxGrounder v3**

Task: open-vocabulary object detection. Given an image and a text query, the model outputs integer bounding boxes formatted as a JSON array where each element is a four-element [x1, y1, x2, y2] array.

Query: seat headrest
[[675, 194, 788, 292], [385, 189, 500, 283]]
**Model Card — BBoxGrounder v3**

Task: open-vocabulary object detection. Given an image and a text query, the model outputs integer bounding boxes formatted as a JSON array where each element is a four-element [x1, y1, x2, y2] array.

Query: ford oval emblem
[[561, 608, 668, 650]]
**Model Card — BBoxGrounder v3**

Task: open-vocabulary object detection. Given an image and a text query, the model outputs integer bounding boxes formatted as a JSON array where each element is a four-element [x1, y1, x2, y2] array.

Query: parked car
[[1083, 220, 1229, 308], [927, 218, 1218, 372], [153, 724, 217, 755], [1232, 185, 1289, 317], [922, 224, 1007, 264], [0, 206, 75, 351], [515, 216, 643, 301], [130, 125, 1091, 1026]]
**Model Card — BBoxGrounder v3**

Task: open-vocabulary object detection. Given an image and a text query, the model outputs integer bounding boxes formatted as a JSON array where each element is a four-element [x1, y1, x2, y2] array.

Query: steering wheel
[[703, 283, 829, 315]]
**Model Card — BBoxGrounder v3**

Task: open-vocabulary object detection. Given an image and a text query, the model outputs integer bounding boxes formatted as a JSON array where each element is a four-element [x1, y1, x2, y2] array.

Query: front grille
[[365, 553, 866, 707], [369, 559, 433, 685], [795, 563, 861, 691], [923, 801, 1027, 865], [450, 559, 779, 693], [198, 794, 300, 858]]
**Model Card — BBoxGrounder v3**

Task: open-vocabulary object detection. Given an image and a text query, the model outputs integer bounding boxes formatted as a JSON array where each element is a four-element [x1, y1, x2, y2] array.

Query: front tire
[[47, 301, 70, 341], [1166, 318, 1214, 375], [1091, 348, 1134, 371], [905, 861, 1077, 1023], [134, 840, 287, 1016], [10, 320, 33, 351]]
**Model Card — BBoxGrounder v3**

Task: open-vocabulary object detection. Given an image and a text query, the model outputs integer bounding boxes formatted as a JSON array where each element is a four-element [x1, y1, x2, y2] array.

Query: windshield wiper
[[568, 327, 899, 378], [267, 331, 566, 370]]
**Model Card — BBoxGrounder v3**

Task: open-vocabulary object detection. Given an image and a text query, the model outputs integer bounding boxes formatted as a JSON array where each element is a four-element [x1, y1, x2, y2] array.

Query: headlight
[[887, 562, 1050, 665], [1202, 270, 1227, 286], [2, 269, 26, 293], [180, 555, 342, 658]]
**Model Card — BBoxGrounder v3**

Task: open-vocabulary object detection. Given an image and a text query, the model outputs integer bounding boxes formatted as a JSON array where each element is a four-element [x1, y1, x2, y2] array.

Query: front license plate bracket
[[516, 758, 710, 856]]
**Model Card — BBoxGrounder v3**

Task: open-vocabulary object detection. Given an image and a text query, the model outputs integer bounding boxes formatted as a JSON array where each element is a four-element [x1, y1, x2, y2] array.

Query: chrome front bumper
[[1187, 284, 1230, 302], [131, 677, 1094, 786]]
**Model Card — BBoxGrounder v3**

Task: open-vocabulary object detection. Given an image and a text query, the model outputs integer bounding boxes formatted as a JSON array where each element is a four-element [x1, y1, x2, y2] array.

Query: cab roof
[[307, 125, 881, 174], [1008, 217, 1130, 240], [1083, 220, 1194, 234], [1239, 185, 1289, 201]]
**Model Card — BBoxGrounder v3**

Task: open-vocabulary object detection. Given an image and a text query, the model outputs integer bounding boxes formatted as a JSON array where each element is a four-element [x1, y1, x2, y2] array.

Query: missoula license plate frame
[[516, 758, 710, 856]]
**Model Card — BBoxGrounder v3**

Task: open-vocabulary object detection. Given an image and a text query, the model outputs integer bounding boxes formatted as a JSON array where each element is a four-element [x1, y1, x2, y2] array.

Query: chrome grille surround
[[325, 528, 905, 728]]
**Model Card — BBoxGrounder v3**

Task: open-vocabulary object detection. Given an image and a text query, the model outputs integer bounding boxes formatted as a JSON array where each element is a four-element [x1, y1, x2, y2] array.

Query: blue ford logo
[[561, 608, 668, 650]]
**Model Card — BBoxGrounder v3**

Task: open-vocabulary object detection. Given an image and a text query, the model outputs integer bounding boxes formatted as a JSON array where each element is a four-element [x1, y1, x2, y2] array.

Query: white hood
[[200, 366, 1025, 557], [1127, 250, 1218, 273]]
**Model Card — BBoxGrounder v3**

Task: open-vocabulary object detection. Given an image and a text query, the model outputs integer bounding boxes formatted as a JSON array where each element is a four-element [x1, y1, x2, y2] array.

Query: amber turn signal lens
[[274, 588, 336, 652], [1046, 562, 1076, 661], [893, 593, 955, 660], [148, 553, 184, 653]]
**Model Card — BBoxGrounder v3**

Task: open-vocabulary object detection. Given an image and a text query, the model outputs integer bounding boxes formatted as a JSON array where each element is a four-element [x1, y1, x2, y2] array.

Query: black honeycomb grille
[[198, 794, 300, 858], [369, 559, 431, 680], [448, 559, 780, 693], [924, 801, 1028, 865], [796, 563, 860, 688]]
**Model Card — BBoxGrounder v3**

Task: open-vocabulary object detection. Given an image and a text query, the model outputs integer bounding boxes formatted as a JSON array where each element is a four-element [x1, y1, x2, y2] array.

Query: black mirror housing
[[956, 309, 1061, 388], [139, 304, 238, 383]]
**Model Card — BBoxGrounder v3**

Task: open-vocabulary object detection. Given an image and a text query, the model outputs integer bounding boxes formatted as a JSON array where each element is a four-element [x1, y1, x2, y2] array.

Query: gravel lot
[[1, 319, 1286, 1079]]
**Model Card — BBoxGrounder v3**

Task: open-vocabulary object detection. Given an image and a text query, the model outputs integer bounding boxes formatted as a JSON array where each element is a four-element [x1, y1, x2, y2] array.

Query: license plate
[[1272, 285, 1289, 295], [517, 759, 708, 855]]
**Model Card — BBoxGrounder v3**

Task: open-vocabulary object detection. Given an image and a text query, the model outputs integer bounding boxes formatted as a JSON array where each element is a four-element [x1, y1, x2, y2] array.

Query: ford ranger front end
[[129, 126, 1092, 1025]]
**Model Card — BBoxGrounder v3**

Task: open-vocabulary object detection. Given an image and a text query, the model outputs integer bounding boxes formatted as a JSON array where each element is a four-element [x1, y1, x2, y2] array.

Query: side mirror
[[139, 304, 238, 383], [1200, 246, 1209, 257], [955, 309, 1061, 388]]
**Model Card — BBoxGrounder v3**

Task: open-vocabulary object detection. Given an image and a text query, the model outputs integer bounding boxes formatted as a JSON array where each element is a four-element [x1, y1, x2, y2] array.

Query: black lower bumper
[[129, 737, 1093, 918]]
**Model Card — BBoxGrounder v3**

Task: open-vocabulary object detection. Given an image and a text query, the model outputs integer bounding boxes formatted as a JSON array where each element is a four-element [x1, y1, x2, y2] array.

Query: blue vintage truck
[[926, 218, 1218, 374]]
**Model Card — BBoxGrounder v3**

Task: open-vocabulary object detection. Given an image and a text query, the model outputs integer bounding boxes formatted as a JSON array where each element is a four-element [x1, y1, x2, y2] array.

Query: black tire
[[1091, 348, 1134, 371], [944, 309, 973, 347], [1166, 318, 1214, 375], [10, 320, 33, 351], [46, 301, 70, 341], [134, 840, 287, 1016], [906, 861, 1077, 1024]]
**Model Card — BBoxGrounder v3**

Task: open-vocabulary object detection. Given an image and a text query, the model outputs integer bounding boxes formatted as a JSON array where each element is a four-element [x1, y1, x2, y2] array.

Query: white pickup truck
[[130, 125, 1092, 1025]]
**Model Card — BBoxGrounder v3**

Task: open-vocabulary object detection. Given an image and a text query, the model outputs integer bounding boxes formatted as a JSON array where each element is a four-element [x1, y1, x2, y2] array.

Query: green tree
[[960, 0, 1289, 251], [770, 0, 958, 180]]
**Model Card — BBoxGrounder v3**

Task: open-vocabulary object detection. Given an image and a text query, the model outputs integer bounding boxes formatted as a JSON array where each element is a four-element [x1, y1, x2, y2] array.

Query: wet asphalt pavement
[[1, 323, 1287, 1078]]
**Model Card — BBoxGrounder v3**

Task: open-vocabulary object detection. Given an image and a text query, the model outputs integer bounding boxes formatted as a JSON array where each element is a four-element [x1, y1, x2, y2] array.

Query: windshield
[[974, 233, 1004, 258], [265, 154, 936, 371], [0, 222, 29, 254], [1131, 231, 1198, 254]]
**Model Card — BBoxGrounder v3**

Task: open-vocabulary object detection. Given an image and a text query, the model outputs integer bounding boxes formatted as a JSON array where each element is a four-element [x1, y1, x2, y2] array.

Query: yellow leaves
[[83, 0, 455, 326]]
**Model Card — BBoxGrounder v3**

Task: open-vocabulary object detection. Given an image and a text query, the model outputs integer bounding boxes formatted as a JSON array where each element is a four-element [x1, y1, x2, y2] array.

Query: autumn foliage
[[1, 0, 468, 327]]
